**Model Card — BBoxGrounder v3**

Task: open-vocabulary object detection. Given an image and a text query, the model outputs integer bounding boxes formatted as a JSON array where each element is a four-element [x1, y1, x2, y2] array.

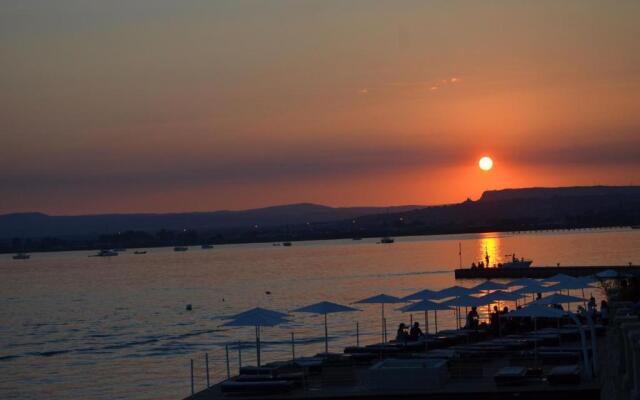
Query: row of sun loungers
[[218, 324, 604, 395]]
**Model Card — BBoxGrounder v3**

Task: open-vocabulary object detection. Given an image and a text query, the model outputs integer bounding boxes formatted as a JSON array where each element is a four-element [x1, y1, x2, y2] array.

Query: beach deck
[[184, 326, 606, 400]]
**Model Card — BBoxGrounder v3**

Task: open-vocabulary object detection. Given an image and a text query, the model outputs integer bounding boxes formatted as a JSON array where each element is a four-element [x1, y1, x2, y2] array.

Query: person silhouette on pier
[[409, 322, 424, 341], [396, 323, 409, 343], [466, 307, 479, 329]]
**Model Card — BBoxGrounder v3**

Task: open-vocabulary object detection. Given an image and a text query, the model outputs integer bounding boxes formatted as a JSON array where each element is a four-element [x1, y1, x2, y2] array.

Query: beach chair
[[547, 364, 582, 385]]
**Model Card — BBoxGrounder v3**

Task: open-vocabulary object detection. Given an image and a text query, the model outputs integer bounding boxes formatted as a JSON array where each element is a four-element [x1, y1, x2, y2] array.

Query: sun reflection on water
[[477, 234, 501, 268]]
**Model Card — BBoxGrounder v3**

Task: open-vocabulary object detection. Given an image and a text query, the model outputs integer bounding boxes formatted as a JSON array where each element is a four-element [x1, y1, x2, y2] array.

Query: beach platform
[[454, 265, 640, 279], [183, 326, 606, 400]]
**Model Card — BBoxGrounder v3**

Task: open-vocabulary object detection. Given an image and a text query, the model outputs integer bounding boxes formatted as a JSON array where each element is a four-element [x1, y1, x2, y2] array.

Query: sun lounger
[[547, 365, 581, 385], [494, 366, 528, 386], [235, 372, 304, 384], [220, 379, 294, 394]]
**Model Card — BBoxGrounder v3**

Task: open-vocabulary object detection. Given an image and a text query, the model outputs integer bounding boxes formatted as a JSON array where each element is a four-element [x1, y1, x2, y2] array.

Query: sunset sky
[[2, 1, 639, 215]]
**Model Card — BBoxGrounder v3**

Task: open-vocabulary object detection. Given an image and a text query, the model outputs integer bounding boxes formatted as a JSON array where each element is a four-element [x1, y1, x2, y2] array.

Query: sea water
[[1, 228, 638, 399]]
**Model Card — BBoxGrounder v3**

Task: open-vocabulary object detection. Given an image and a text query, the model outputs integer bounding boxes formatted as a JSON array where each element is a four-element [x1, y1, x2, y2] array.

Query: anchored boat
[[500, 253, 533, 269]]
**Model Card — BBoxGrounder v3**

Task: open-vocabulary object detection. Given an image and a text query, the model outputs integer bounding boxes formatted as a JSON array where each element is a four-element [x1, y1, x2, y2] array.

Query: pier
[[454, 265, 640, 279]]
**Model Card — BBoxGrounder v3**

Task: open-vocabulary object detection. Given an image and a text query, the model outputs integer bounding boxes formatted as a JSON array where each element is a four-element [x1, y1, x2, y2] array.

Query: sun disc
[[479, 156, 493, 171]]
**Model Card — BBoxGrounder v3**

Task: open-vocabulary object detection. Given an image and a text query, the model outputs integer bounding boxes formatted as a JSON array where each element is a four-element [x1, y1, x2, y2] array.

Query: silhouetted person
[[490, 306, 500, 332], [600, 300, 609, 325], [409, 322, 424, 341], [587, 295, 596, 318], [396, 323, 409, 343], [466, 307, 479, 329], [536, 292, 542, 301]]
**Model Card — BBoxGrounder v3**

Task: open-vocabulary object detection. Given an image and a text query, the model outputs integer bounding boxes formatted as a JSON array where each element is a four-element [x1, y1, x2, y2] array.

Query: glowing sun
[[479, 156, 493, 171]]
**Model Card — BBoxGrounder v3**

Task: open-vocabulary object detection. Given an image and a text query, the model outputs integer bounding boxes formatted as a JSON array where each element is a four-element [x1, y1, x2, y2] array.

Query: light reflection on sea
[[0, 228, 638, 399]]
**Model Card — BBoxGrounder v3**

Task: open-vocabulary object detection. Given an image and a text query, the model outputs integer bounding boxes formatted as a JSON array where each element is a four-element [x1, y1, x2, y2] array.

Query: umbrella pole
[[324, 312, 328, 354], [425, 310, 429, 335], [534, 317, 537, 365], [255, 325, 261, 368], [381, 304, 385, 343], [435, 311, 438, 333]]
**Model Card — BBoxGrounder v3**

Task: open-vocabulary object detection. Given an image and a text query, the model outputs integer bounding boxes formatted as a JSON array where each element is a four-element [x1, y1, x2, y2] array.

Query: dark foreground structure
[[184, 319, 608, 399]]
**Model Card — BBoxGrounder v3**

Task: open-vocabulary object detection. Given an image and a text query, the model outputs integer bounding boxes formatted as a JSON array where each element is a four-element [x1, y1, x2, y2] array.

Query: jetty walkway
[[454, 265, 640, 279]]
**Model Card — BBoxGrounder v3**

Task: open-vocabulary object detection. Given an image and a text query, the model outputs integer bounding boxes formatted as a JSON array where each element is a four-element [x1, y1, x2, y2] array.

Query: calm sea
[[1, 229, 638, 399]]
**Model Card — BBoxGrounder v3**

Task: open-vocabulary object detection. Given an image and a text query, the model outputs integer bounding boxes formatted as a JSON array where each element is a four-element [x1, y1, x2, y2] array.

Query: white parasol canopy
[[293, 301, 359, 353]]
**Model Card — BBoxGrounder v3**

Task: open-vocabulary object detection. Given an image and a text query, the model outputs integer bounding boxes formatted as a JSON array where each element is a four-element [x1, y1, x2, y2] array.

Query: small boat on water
[[500, 254, 533, 269], [282, 242, 292, 247], [93, 249, 118, 257], [134, 250, 147, 255], [174, 246, 189, 252], [470, 252, 532, 269], [12, 253, 31, 260], [201, 244, 214, 249], [379, 237, 394, 244]]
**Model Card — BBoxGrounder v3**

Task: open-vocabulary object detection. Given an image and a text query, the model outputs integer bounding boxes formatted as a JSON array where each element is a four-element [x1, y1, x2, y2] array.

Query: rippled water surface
[[1, 229, 638, 399]]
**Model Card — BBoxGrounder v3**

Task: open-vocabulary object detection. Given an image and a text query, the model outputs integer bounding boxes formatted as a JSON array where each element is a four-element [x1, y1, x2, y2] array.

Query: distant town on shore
[[1, 185, 638, 254]]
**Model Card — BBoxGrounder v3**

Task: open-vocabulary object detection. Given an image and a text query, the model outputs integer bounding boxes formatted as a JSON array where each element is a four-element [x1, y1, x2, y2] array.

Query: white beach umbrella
[[222, 307, 289, 367], [401, 288, 439, 301], [545, 280, 596, 310], [440, 295, 489, 329], [398, 299, 452, 334], [292, 301, 359, 353], [440, 295, 490, 308], [505, 303, 566, 319], [480, 290, 523, 303], [577, 275, 598, 285], [354, 294, 404, 342], [431, 285, 478, 299], [502, 304, 592, 378], [596, 269, 619, 279], [512, 282, 557, 295], [541, 273, 577, 284], [472, 280, 509, 291], [507, 278, 542, 288], [532, 293, 586, 306], [546, 280, 593, 291], [229, 307, 289, 320]]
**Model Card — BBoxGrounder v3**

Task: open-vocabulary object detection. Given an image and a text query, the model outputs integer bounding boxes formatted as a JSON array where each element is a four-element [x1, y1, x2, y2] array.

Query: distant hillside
[[1, 185, 638, 252], [0, 203, 422, 239], [350, 185, 640, 234], [479, 186, 640, 202]]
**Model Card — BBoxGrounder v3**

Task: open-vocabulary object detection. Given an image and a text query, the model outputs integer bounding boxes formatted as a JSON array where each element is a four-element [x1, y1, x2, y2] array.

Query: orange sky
[[1, 1, 639, 214]]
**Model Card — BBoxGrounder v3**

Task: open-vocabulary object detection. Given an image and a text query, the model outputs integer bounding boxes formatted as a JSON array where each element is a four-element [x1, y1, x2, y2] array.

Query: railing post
[[225, 344, 230, 379], [291, 332, 295, 360], [190, 359, 194, 395], [205, 352, 210, 388], [383, 318, 387, 343]]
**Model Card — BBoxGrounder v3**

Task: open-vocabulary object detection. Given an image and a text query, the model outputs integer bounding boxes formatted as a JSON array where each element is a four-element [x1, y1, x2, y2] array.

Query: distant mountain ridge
[[0, 185, 638, 241], [0, 203, 422, 239], [479, 185, 640, 202]]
